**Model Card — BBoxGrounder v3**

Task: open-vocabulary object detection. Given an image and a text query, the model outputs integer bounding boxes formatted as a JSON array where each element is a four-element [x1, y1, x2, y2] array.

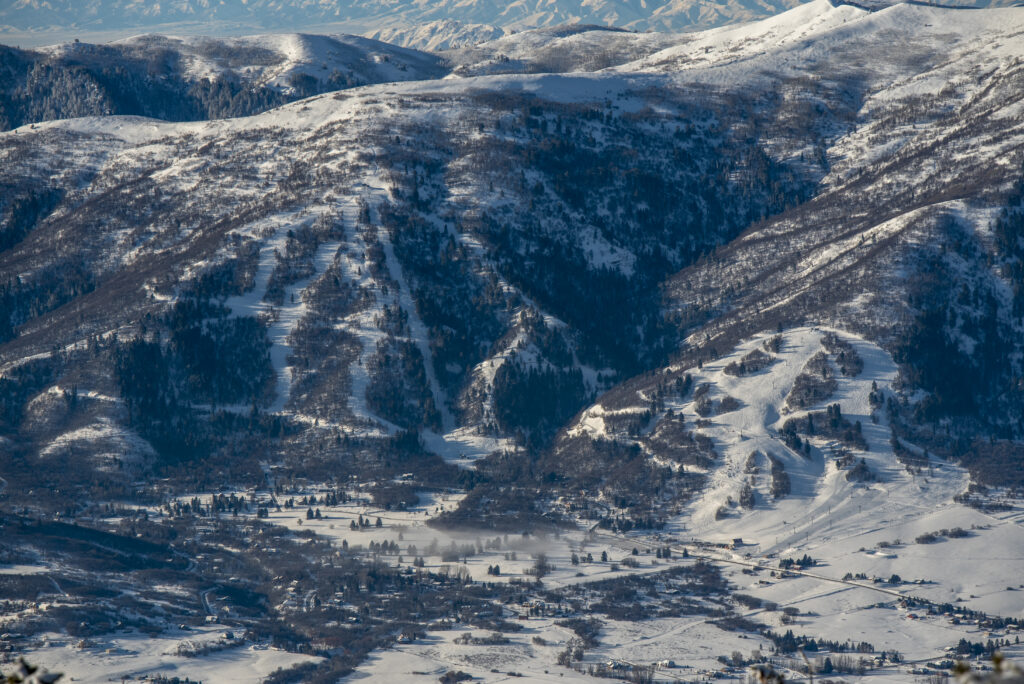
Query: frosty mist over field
[[2, 0, 1024, 682]]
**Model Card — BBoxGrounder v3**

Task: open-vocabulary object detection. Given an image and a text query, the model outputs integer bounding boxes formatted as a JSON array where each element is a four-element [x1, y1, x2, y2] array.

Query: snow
[[14, 68, 638, 151], [658, 329, 982, 558], [366, 19, 506, 51], [578, 226, 637, 276], [421, 426, 516, 468], [442, 23, 683, 77], [341, 624, 597, 683], [566, 403, 650, 441], [609, 0, 1024, 115], [37, 417, 156, 469], [616, 0, 867, 77], [287, 195, 387, 433], [35, 31, 446, 98], [24, 629, 321, 684], [338, 617, 753, 682], [0, 564, 50, 576]]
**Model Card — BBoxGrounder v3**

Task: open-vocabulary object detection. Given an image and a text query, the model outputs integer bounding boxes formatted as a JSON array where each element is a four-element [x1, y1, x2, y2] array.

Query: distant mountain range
[[0, 0, 966, 41], [0, 0, 779, 34], [5, 0, 1022, 49]]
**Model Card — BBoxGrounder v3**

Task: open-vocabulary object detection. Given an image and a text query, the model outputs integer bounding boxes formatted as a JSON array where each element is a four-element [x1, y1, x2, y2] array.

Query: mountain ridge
[[1, 0, 806, 35]]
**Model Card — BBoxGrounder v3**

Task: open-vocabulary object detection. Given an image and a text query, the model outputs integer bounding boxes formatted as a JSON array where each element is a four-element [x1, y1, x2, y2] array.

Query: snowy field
[[21, 628, 321, 683]]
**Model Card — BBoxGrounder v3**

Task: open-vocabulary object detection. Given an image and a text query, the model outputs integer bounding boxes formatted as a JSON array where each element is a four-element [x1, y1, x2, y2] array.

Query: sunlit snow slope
[[565, 327, 1024, 618]]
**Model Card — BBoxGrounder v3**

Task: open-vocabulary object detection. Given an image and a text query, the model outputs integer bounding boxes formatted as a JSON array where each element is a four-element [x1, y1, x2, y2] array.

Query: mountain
[[1, 0, 1022, 504], [0, 33, 447, 131], [539, 0, 1024, 518], [0, 46, 801, 484], [0, 25, 693, 132], [1, 0, 806, 36], [3, 1, 1024, 681], [5, 0, 1023, 44], [441, 24, 687, 77], [364, 19, 507, 51]]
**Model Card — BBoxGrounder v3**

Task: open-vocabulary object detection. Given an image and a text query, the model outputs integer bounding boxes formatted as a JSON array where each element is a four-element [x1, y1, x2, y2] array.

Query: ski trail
[[221, 210, 341, 413], [377, 227, 454, 432], [265, 237, 343, 413], [332, 194, 400, 433], [352, 167, 453, 432]]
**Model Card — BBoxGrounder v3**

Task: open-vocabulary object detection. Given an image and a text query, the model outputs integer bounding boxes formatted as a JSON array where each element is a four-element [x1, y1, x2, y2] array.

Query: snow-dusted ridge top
[[0, 0, 808, 44], [10, 0, 1023, 145], [365, 19, 507, 51], [615, 0, 1024, 81], [27, 31, 448, 96], [10, 69, 652, 144]]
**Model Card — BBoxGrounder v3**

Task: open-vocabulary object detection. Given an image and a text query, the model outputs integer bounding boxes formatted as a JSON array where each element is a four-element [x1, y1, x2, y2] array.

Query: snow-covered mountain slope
[[616, 0, 1024, 89], [1, 0, 1023, 513], [364, 19, 506, 51], [557, 326, 1024, 612], [0, 0, 807, 39], [613, 0, 868, 76], [0, 59, 808, 491], [105, 32, 448, 91], [652, 3, 1024, 440], [526, 0, 1024, 518], [441, 23, 686, 76], [0, 32, 446, 130]]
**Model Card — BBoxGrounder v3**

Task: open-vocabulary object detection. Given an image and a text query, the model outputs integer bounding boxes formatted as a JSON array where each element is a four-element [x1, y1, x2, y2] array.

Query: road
[[200, 588, 216, 617]]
